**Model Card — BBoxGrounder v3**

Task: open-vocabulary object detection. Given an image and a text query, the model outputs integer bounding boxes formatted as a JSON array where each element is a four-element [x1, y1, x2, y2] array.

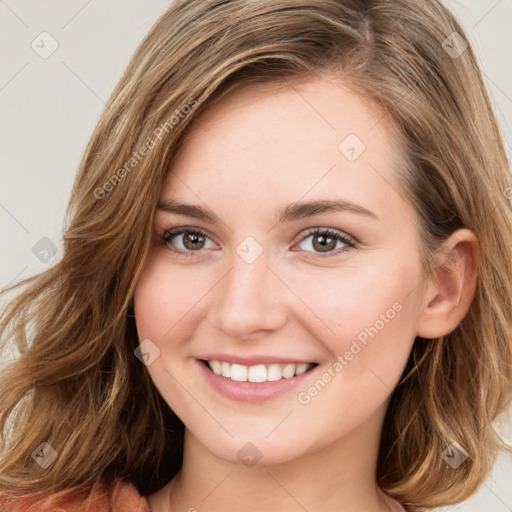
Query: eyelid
[[292, 226, 356, 246], [161, 226, 217, 249]]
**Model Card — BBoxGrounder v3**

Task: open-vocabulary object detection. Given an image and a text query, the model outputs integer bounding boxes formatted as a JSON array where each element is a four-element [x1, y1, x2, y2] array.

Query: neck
[[165, 401, 399, 512]]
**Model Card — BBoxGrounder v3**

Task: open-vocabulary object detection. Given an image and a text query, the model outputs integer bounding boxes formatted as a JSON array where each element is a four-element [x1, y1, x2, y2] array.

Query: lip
[[198, 353, 317, 366], [196, 358, 319, 403]]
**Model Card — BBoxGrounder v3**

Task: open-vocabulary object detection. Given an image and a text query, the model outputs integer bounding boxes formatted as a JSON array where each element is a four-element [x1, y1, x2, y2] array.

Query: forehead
[[161, 76, 409, 224]]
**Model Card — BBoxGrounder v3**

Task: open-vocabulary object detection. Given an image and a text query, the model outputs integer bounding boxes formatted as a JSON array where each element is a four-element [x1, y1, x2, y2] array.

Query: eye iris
[[183, 232, 204, 250], [313, 233, 336, 252]]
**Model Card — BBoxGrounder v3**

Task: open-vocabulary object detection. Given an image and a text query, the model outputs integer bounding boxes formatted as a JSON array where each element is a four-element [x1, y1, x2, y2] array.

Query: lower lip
[[197, 359, 318, 403]]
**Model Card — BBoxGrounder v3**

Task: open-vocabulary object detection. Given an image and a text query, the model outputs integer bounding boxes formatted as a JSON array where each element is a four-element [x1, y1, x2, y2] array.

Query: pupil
[[314, 234, 334, 252], [186, 233, 202, 249]]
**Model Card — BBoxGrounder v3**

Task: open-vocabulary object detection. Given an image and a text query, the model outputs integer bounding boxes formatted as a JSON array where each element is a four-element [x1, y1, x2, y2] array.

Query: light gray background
[[0, 1, 511, 510]]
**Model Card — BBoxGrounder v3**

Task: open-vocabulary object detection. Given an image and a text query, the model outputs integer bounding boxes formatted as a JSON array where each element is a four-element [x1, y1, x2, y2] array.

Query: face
[[133, 76, 427, 466]]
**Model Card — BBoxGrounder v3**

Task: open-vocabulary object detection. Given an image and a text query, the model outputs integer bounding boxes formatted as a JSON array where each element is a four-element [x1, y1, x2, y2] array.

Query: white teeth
[[295, 363, 309, 376], [206, 360, 315, 382], [230, 363, 248, 382], [266, 363, 282, 382], [221, 361, 231, 378], [210, 360, 222, 375], [248, 364, 267, 383], [282, 364, 295, 379]]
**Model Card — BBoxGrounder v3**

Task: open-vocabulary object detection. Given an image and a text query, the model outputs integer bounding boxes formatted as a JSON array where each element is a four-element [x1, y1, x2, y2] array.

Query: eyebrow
[[157, 198, 378, 223]]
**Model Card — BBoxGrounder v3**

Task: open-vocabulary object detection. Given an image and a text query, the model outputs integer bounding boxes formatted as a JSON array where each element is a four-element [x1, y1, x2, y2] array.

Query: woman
[[1, 1, 511, 511]]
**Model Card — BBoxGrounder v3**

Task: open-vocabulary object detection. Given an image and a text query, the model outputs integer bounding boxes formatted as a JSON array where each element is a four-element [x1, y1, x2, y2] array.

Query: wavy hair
[[1, 1, 511, 510]]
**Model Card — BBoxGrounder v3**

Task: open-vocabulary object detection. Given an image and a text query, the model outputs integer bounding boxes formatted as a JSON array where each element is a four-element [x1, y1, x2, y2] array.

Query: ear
[[416, 229, 479, 340]]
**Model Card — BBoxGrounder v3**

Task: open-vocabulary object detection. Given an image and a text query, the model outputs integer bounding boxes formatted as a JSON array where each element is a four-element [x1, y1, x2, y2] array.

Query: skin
[[134, 76, 479, 512]]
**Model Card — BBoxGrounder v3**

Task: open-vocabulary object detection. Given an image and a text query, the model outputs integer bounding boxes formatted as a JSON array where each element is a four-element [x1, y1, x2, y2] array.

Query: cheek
[[132, 253, 197, 406], [133, 255, 170, 339], [292, 251, 421, 375], [290, 259, 421, 430], [133, 251, 199, 340]]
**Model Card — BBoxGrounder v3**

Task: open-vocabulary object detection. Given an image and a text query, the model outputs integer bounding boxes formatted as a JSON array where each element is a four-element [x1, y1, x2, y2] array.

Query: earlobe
[[416, 229, 479, 340]]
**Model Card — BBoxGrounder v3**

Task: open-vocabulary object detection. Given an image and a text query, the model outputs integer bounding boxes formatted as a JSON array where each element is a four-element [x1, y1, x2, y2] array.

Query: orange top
[[1, 479, 411, 511], [0, 478, 152, 512]]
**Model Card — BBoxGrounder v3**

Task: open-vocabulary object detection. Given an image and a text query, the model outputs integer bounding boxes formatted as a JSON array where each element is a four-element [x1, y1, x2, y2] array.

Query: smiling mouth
[[200, 359, 319, 383]]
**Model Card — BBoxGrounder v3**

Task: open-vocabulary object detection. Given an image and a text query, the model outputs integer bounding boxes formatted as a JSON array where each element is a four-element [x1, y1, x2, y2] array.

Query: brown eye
[[162, 228, 214, 255], [297, 228, 355, 258], [182, 232, 205, 250], [311, 233, 337, 253]]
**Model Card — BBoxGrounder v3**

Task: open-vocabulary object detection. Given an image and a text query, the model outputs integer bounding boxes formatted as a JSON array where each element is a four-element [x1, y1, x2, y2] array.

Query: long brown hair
[[1, 1, 511, 510]]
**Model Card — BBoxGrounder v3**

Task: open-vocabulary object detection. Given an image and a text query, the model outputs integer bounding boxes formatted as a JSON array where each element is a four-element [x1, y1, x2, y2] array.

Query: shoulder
[[0, 478, 151, 512], [97, 479, 152, 512]]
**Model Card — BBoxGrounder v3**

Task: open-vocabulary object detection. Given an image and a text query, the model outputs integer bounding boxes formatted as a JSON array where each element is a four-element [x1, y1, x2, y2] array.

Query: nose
[[208, 247, 288, 340]]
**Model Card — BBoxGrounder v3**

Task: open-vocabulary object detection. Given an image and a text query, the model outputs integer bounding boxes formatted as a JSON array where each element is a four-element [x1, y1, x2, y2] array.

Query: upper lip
[[198, 353, 318, 366]]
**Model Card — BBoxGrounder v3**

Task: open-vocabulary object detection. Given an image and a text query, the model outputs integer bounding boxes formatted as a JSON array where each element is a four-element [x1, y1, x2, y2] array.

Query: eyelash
[[159, 226, 356, 260]]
